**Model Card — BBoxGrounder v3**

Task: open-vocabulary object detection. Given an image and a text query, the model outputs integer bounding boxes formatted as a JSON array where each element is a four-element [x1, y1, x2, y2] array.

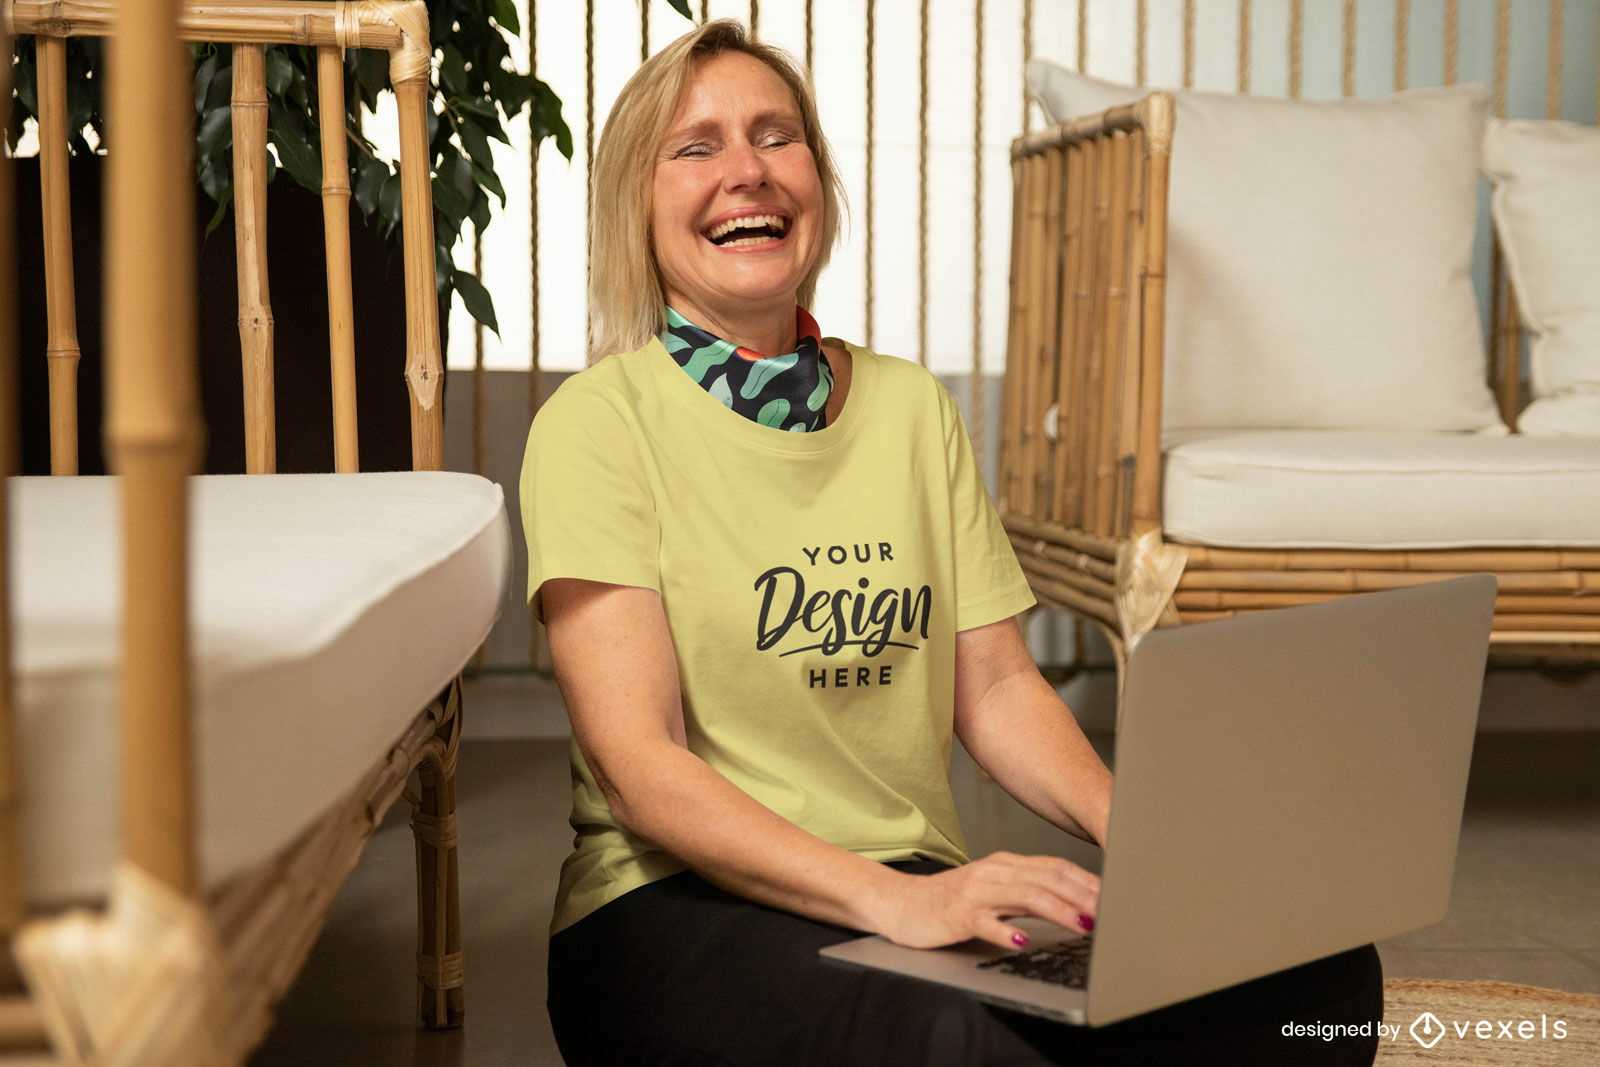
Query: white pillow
[[1025, 61, 1505, 436], [1481, 118, 1600, 436]]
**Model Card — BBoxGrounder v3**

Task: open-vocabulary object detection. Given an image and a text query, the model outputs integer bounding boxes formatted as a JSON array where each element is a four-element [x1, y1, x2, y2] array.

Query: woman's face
[[651, 50, 824, 327]]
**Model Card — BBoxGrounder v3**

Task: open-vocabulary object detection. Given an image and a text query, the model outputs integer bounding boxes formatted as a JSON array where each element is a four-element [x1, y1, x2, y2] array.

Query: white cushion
[[1162, 431, 1600, 549], [1025, 61, 1505, 436], [1481, 118, 1600, 436], [11, 472, 510, 909]]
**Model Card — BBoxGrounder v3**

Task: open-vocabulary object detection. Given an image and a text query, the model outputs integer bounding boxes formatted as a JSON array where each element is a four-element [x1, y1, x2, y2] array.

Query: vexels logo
[[1409, 1012, 1445, 1049]]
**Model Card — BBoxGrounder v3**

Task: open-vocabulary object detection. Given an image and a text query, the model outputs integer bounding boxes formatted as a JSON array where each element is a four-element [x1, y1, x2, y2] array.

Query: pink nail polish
[[1011, 931, 1030, 948], [1078, 914, 1095, 933]]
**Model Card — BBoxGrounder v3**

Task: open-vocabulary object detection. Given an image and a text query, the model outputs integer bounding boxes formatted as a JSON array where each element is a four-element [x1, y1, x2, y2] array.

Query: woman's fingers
[[963, 853, 1100, 932], [882, 853, 1103, 950]]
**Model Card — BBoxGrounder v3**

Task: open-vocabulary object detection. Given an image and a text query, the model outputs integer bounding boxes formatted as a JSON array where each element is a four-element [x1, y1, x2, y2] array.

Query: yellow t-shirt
[[520, 336, 1036, 933]]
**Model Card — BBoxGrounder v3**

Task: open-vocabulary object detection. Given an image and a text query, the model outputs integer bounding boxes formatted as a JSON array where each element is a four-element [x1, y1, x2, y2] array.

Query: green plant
[[8, 0, 573, 336]]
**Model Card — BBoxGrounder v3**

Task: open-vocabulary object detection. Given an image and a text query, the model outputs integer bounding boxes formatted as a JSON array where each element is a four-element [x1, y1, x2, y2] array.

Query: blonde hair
[[586, 19, 847, 364]]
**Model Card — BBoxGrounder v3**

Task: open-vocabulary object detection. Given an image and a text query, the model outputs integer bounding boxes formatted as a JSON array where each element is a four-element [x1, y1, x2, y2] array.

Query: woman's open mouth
[[703, 213, 791, 249]]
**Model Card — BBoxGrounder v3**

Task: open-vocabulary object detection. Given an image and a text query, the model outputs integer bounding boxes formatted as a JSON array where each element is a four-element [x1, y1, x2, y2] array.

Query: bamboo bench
[[1, 2, 509, 1063]]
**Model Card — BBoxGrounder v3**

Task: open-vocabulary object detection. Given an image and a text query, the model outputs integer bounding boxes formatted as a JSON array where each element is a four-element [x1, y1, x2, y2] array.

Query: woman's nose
[[721, 139, 768, 190]]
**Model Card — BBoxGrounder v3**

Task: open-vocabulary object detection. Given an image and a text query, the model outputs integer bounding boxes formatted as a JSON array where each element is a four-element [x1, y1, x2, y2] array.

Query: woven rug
[[1376, 979, 1600, 1064]]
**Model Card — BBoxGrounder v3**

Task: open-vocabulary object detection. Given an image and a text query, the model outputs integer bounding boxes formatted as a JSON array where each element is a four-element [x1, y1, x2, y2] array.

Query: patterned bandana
[[660, 306, 834, 432]]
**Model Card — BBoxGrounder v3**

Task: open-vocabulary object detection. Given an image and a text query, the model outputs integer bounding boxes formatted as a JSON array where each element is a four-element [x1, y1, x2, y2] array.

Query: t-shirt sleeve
[[939, 383, 1037, 632], [519, 380, 661, 624]]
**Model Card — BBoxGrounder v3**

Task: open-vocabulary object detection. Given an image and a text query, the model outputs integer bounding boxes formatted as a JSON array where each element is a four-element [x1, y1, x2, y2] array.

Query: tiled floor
[[249, 677, 1600, 1066]]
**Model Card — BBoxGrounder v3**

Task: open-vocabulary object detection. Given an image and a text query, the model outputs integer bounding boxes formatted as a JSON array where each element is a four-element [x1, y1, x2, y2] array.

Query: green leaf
[[267, 99, 323, 193], [470, 162, 506, 205], [264, 47, 294, 99], [378, 172, 403, 241], [452, 269, 500, 335], [666, 0, 695, 19], [440, 43, 469, 97], [203, 188, 234, 237], [196, 105, 233, 164], [530, 81, 573, 161], [468, 195, 492, 233], [456, 118, 498, 175], [354, 158, 389, 218], [491, 0, 520, 35], [432, 171, 471, 234]]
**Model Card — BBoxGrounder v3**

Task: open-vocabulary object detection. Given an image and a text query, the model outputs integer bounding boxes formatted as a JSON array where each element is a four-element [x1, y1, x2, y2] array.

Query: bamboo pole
[[1016, 556, 1119, 631], [1006, 530, 1117, 584], [11, 1, 409, 51], [392, 25, 445, 472], [1112, 127, 1147, 540], [1179, 568, 1600, 595], [318, 45, 360, 473], [1009, 535, 1119, 604], [1000, 153, 1025, 512], [1081, 136, 1115, 536], [1000, 507, 1121, 564], [1065, 137, 1099, 527], [107, 0, 204, 897], [38, 35, 81, 476], [1129, 93, 1172, 537], [233, 44, 277, 474], [1030, 148, 1064, 517], [1016, 153, 1047, 515], [1092, 132, 1132, 536], [1049, 142, 1082, 525], [1175, 589, 1600, 615], [1182, 544, 1600, 572]]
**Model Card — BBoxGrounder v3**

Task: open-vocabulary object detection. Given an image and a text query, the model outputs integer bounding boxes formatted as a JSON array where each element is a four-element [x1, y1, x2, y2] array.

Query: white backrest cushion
[[1481, 118, 1600, 437], [1026, 60, 1505, 435]]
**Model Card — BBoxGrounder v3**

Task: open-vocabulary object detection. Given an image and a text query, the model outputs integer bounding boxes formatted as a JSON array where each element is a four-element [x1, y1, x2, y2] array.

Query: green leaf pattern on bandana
[[660, 306, 834, 432]]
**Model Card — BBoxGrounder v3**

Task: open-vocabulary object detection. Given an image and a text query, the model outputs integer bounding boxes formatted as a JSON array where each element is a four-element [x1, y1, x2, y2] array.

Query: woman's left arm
[[953, 615, 1113, 846]]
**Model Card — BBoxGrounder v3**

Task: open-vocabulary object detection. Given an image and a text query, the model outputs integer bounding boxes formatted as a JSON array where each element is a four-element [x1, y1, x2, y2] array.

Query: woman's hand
[[874, 852, 1101, 951]]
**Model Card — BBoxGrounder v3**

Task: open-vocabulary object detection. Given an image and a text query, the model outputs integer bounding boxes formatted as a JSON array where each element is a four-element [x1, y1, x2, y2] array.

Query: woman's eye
[[677, 144, 711, 159]]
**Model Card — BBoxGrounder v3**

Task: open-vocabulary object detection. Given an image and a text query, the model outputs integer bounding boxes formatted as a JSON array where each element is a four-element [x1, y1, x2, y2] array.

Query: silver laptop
[[821, 575, 1497, 1027]]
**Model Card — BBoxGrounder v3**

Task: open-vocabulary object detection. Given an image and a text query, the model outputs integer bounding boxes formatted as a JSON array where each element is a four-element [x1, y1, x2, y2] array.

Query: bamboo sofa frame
[[1, 1, 466, 1061], [999, 10, 1600, 682]]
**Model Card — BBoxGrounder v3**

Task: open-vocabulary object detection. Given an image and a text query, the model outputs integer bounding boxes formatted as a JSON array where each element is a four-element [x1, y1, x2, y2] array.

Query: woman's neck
[[668, 299, 796, 358]]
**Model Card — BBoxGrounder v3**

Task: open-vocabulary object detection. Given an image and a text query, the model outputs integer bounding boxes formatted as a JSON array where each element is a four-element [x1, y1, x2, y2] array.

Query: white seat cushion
[[1025, 61, 1505, 436], [1162, 432, 1600, 549], [11, 471, 510, 909]]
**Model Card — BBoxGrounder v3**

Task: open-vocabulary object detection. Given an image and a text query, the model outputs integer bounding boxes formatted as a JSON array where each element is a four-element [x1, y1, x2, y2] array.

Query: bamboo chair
[[1, 2, 497, 1062], [999, 9, 1600, 691]]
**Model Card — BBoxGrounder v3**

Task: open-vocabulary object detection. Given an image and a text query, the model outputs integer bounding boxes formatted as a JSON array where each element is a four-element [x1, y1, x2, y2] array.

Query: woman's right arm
[[542, 576, 1101, 948]]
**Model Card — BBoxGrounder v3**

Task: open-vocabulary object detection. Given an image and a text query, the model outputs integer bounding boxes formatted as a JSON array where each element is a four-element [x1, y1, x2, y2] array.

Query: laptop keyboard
[[976, 940, 1093, 989]]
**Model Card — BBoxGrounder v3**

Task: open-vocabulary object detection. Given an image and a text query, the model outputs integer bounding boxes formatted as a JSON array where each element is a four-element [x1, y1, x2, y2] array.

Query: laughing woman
[[520, 19, 1380, 1067]]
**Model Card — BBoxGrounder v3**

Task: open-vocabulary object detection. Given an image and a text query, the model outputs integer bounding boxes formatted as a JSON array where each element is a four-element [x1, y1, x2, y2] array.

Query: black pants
[[548, 863, 1383, 1066]]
